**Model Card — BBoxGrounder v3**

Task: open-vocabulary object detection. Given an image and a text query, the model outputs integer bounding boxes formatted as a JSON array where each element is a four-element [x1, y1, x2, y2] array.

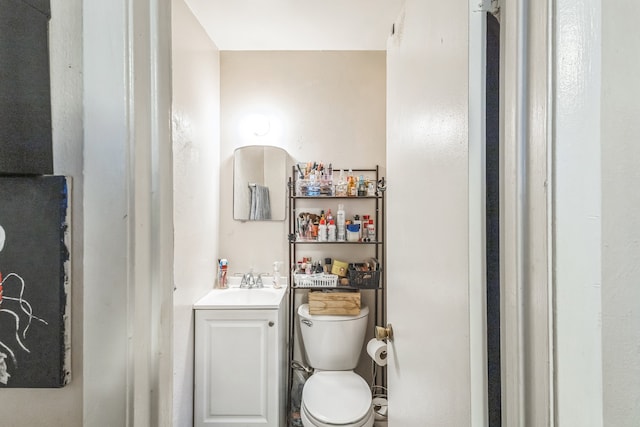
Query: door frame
[[83, 0, 173, 425], [499, 0, 554, 425], [468, 3, 488, 426]]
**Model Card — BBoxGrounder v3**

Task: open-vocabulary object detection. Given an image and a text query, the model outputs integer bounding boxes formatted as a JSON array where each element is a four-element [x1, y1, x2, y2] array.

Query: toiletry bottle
[[368, 219, 375, 241], [336, 170, 347, 196], [357, 175, 366, 196], [272, 261, 282, 289], [327, 219, 336, 241], [318, 218, 327, 242], [336, 204, 346, 241], [350, 177, 357, 196], [216, 259, 228, 289], [347, 169, 356, 196], [362, 215, 370, 240], [367, 177, 376, 196], [353, 215, 362, 240], [326, 209, 333, 224]]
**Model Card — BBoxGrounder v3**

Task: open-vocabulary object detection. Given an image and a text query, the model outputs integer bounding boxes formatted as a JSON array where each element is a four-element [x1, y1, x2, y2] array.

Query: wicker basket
[[347, 268, 381, 289]]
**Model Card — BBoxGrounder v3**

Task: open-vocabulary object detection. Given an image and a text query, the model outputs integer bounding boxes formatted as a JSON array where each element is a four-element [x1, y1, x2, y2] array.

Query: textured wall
[[218, 50, 386, 382], [172, 0, 221, 425], [601, 2, 640, 425], [219, 51, 386, 275], [554, 1, 604, 425]]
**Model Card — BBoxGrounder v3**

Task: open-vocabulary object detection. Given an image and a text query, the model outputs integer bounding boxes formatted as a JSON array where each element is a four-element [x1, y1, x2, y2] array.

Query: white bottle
[[318, 219, 327, 242], [336, 170, 347, 196], [336, 204, 346, 241], [272, 261, 283, 289], [327, 220, 337, 241], [367, 219, 376, 241]]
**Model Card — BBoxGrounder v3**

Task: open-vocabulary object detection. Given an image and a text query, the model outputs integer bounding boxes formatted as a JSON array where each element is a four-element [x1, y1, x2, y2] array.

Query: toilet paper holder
[[375, 323, 394, 341]]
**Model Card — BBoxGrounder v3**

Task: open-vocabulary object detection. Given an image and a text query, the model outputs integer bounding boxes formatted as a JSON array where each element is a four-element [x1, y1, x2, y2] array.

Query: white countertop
[[194, 276, 288, 310]]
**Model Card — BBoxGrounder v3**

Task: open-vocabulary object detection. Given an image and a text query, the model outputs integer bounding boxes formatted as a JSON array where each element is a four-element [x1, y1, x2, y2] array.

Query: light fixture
[[246, 113, 271, 136]]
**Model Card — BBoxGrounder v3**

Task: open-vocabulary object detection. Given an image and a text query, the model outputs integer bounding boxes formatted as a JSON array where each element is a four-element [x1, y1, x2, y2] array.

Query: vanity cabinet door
[[195, 309, 279, 427]]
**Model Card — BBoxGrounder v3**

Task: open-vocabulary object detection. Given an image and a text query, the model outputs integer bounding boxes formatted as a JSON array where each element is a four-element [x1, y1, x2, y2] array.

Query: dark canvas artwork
[[0, 0, 53, 175], [0, 176, 70, 387]]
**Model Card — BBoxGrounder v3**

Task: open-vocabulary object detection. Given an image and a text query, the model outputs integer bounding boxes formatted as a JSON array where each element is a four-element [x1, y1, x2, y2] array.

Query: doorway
[[485, 11, 501, 427]]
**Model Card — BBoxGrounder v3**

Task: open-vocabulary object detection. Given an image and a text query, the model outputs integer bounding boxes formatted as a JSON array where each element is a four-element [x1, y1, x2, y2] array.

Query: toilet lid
[[303, 371, 372, 425]]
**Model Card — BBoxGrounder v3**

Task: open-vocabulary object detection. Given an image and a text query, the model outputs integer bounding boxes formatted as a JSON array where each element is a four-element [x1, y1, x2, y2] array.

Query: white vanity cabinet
[[194, 286, 288, 427]]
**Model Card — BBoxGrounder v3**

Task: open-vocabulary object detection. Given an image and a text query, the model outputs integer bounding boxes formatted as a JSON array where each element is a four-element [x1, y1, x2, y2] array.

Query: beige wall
[[0, 0, 84, 425], [218, 50, 386, 377], [219, 51, 386, 275], [172, 1, 221, 425]]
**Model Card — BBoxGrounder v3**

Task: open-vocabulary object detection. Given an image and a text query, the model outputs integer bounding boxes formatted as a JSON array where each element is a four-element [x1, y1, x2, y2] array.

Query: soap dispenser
[[272, 261, 283, 289]]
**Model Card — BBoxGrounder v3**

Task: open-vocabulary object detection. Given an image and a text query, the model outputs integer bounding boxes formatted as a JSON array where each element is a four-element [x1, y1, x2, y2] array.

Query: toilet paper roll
[[367, 338, 388, 366], [372, 397, 388, 420]]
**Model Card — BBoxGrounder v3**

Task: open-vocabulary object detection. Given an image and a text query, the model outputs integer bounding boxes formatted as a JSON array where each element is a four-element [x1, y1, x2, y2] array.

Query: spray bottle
[[272, 261, 283, 289], [336, 203, 346, 241]]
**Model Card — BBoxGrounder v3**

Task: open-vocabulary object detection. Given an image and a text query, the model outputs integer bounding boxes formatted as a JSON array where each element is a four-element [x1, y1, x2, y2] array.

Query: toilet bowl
[[297, 304, 373, 427], [300, 371, 374, 427]]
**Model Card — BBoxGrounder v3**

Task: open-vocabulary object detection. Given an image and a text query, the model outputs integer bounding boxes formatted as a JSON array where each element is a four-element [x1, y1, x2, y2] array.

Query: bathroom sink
[[194, 279, 287, 310]]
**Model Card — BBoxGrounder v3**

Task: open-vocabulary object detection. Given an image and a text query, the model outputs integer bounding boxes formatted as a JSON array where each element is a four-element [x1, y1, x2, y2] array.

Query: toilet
[[298, 304, 374, 427]]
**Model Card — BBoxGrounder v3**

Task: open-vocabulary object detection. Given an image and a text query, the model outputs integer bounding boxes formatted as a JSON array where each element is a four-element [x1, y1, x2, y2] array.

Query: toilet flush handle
[[375, 323, 394, 341]]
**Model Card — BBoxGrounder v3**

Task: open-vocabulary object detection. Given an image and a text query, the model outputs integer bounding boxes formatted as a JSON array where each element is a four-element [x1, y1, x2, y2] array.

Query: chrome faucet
[[240, 270, 264, 289], [240, 271, 255, 288]]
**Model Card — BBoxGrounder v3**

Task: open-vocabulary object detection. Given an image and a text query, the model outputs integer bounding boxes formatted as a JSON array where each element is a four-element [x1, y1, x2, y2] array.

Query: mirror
[[233, 145, 288, 221]]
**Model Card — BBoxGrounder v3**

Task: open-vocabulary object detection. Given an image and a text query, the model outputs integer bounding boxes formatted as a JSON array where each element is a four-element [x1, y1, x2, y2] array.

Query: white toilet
[[298, 304, 374, 427]]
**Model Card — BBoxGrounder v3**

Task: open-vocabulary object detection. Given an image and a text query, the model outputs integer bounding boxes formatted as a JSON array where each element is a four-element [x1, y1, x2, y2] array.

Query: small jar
[[346, 224, 360, 242]]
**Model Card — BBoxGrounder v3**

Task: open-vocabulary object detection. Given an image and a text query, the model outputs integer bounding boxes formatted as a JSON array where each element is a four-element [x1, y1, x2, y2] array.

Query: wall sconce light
[[245, 113, 271, 136]]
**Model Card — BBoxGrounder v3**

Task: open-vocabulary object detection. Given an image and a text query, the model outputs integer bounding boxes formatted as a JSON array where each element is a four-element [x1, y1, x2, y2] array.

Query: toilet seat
[[301, 403, 375, 427], [301, 371, 373, 427]]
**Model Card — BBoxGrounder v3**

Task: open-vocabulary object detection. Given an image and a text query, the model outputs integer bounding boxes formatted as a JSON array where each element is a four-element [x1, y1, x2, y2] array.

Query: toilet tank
[[298, 304, 369, 370]]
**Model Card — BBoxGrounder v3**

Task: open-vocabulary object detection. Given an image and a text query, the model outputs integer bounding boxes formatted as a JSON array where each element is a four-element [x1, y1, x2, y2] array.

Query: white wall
[[172, 1, 221, 425], [554, 0, 603, 424], [218, 51, 386, 275], [0, 0, 84, 425], [386, 1, 471, 425], [83, 0, 131, 424], [601, 2, 640, 425], [555, 1, 640, 425]]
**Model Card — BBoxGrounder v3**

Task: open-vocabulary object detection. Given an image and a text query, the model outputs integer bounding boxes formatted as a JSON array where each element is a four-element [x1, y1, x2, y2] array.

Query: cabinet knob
[[268, 321, 275, 327]]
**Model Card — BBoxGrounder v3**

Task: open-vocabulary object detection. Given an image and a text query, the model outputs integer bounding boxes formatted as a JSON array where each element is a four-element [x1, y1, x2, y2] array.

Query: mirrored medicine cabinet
[[233, 145, 289, 221]]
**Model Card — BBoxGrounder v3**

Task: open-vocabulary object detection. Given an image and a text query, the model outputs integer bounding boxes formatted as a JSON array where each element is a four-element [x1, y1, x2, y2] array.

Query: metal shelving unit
[[286, 166, 386, 425]]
